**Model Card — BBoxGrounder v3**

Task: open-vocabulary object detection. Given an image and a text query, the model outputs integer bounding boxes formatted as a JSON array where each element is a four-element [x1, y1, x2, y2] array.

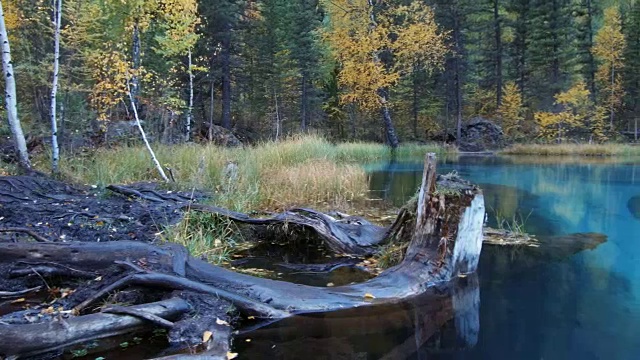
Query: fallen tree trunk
[[0, 153, 486, 358], [0, 297, 191, 358]]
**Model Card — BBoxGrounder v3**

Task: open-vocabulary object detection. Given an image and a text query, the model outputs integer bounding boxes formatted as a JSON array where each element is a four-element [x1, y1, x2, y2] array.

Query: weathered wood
[[0, 298, 191, 358], [187, 204, 388, 256]]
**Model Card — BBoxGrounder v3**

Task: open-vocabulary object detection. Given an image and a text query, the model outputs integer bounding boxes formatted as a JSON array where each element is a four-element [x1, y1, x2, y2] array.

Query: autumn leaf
[[202, 330, 213, 343], [216, 318, 230, 326]]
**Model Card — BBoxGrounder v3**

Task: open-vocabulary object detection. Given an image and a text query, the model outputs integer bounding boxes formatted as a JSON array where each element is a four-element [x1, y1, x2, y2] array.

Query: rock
[[0, 136, 44, 164], [628, 196, 640, 219], [458, 117, 506, 152], [209, 125, 243, 148]]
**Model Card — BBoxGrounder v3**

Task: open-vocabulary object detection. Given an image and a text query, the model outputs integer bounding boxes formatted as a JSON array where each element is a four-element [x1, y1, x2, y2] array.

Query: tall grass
[[501, 143, 640, 156], [160, 211, 245, 264], [58, 134, 452, 212]]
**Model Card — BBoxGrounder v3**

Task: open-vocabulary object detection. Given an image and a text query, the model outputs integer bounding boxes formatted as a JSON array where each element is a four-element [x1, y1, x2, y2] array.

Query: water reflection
[[235, 276, 480, 360], [367, 155, 640, 359]]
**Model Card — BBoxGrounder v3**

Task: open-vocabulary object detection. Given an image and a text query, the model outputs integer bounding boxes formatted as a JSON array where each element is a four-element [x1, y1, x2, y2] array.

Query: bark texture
[[0, 1, 30, 169]]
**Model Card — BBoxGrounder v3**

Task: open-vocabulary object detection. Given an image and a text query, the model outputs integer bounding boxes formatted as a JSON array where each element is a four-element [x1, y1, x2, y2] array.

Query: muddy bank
[[0, 176, 203, 244]]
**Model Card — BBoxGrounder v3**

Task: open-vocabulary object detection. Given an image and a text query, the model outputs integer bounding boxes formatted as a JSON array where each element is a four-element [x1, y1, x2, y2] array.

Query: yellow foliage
[[535, 81, 608, 142], [323, 0, 447, 110], [155, 0, 200, 56], [464, 85, 497, 119], [498, 82, 525, 137], [3, 0, 21, 31], [87, 49, 130, 122], [593, 7, 625, 121]]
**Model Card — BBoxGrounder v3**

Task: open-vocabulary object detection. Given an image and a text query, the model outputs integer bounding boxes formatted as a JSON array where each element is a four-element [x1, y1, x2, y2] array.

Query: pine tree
[[573, 0, 598, 99], [526, 0, 576, 108]]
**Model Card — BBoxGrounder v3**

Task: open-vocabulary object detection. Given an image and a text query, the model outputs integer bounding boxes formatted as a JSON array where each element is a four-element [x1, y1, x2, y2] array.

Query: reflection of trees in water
[[476, 234, 632, 360]]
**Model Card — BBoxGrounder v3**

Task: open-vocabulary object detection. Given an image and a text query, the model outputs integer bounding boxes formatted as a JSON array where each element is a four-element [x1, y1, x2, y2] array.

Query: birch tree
[[50, 0, 62, 173], [323, 0, 448, 148], [126, 74, 170, 182], [153, 0, 200, 141], [0, 0, 30, 169]]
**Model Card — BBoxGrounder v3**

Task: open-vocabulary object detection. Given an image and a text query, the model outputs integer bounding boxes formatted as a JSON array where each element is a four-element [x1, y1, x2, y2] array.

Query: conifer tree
[[593, 6, 626, 127]]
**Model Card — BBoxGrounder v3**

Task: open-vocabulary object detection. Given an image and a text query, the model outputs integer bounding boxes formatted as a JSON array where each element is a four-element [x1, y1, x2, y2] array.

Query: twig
[[28, 266, 51, 291], [106, 184, 163, 202], [115, 259, 147, 273], [0, 228, 51, 242], [0, 286, 42, 299], [12, 262, 96, 278], [73, 274, 134, 313]]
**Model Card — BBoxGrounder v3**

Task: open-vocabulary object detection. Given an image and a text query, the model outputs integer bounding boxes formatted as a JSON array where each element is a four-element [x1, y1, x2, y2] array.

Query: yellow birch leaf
[[202, 330, 213, 343]]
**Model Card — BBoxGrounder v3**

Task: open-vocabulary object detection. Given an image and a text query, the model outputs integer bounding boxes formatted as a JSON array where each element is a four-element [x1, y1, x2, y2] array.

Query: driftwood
[[0, 298, 191, 358], [0, 153, 487, 358]]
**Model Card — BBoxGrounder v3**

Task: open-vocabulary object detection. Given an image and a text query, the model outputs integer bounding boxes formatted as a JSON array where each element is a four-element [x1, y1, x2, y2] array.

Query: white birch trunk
[[126, 78, 170, 183], [208, 81, 214, 141], [0, 1, 30, 169], [186, 48, 193, 142], [50, 0, 62, 173], [274, 88, 280, 141]]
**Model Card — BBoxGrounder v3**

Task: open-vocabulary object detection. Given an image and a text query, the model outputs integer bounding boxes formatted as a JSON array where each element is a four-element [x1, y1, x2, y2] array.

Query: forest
[[1, 0, 640, 169], [1, 1, 633, 358]]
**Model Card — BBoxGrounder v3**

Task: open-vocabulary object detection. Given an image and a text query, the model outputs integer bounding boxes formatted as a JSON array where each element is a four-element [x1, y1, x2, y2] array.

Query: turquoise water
[[367, 155, 640, 359], [237, 155, 640, 359]]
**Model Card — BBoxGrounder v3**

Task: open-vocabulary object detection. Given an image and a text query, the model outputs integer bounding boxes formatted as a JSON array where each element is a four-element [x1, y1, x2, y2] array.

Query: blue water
[[367, 155, 640, 360], [237, 155, 640, 360]]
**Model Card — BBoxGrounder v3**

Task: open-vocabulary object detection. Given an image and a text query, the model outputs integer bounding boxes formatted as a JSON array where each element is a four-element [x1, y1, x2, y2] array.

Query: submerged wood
[[0, 153, 486, 358]]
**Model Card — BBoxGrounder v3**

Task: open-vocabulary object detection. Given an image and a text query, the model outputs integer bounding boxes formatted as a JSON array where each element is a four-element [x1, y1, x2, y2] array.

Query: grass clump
[[161, 211, 246, 265], [494, 210, 531, 237], [375, 242, 409, 269], [501, 143, 640, 156]]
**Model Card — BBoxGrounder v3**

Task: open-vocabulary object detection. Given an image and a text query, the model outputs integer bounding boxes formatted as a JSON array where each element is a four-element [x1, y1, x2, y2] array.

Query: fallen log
[[0, 297, 191, 358], [0, 153, 486, 358]]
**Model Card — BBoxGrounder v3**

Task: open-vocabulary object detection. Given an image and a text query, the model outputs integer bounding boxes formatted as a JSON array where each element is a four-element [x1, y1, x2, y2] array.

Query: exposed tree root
[[0, 298, 191, 358]]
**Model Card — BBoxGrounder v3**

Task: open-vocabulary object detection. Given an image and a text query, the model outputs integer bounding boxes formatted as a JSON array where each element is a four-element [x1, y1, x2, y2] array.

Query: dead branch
[[0, 286, 42, 299], [0, 297, 191, 358], [102, 305, 176, 328], [0, 227, 51, 242]]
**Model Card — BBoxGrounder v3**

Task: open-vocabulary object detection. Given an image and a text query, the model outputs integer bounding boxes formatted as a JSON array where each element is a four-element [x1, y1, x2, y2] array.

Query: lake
[[236, 155, 640, 360]]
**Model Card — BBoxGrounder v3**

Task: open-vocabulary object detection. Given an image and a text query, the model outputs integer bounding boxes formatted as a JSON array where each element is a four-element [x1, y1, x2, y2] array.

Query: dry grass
[[49, 134, 449, 212], [501, 143, 640, 156], [260, 159, 368, 209]]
